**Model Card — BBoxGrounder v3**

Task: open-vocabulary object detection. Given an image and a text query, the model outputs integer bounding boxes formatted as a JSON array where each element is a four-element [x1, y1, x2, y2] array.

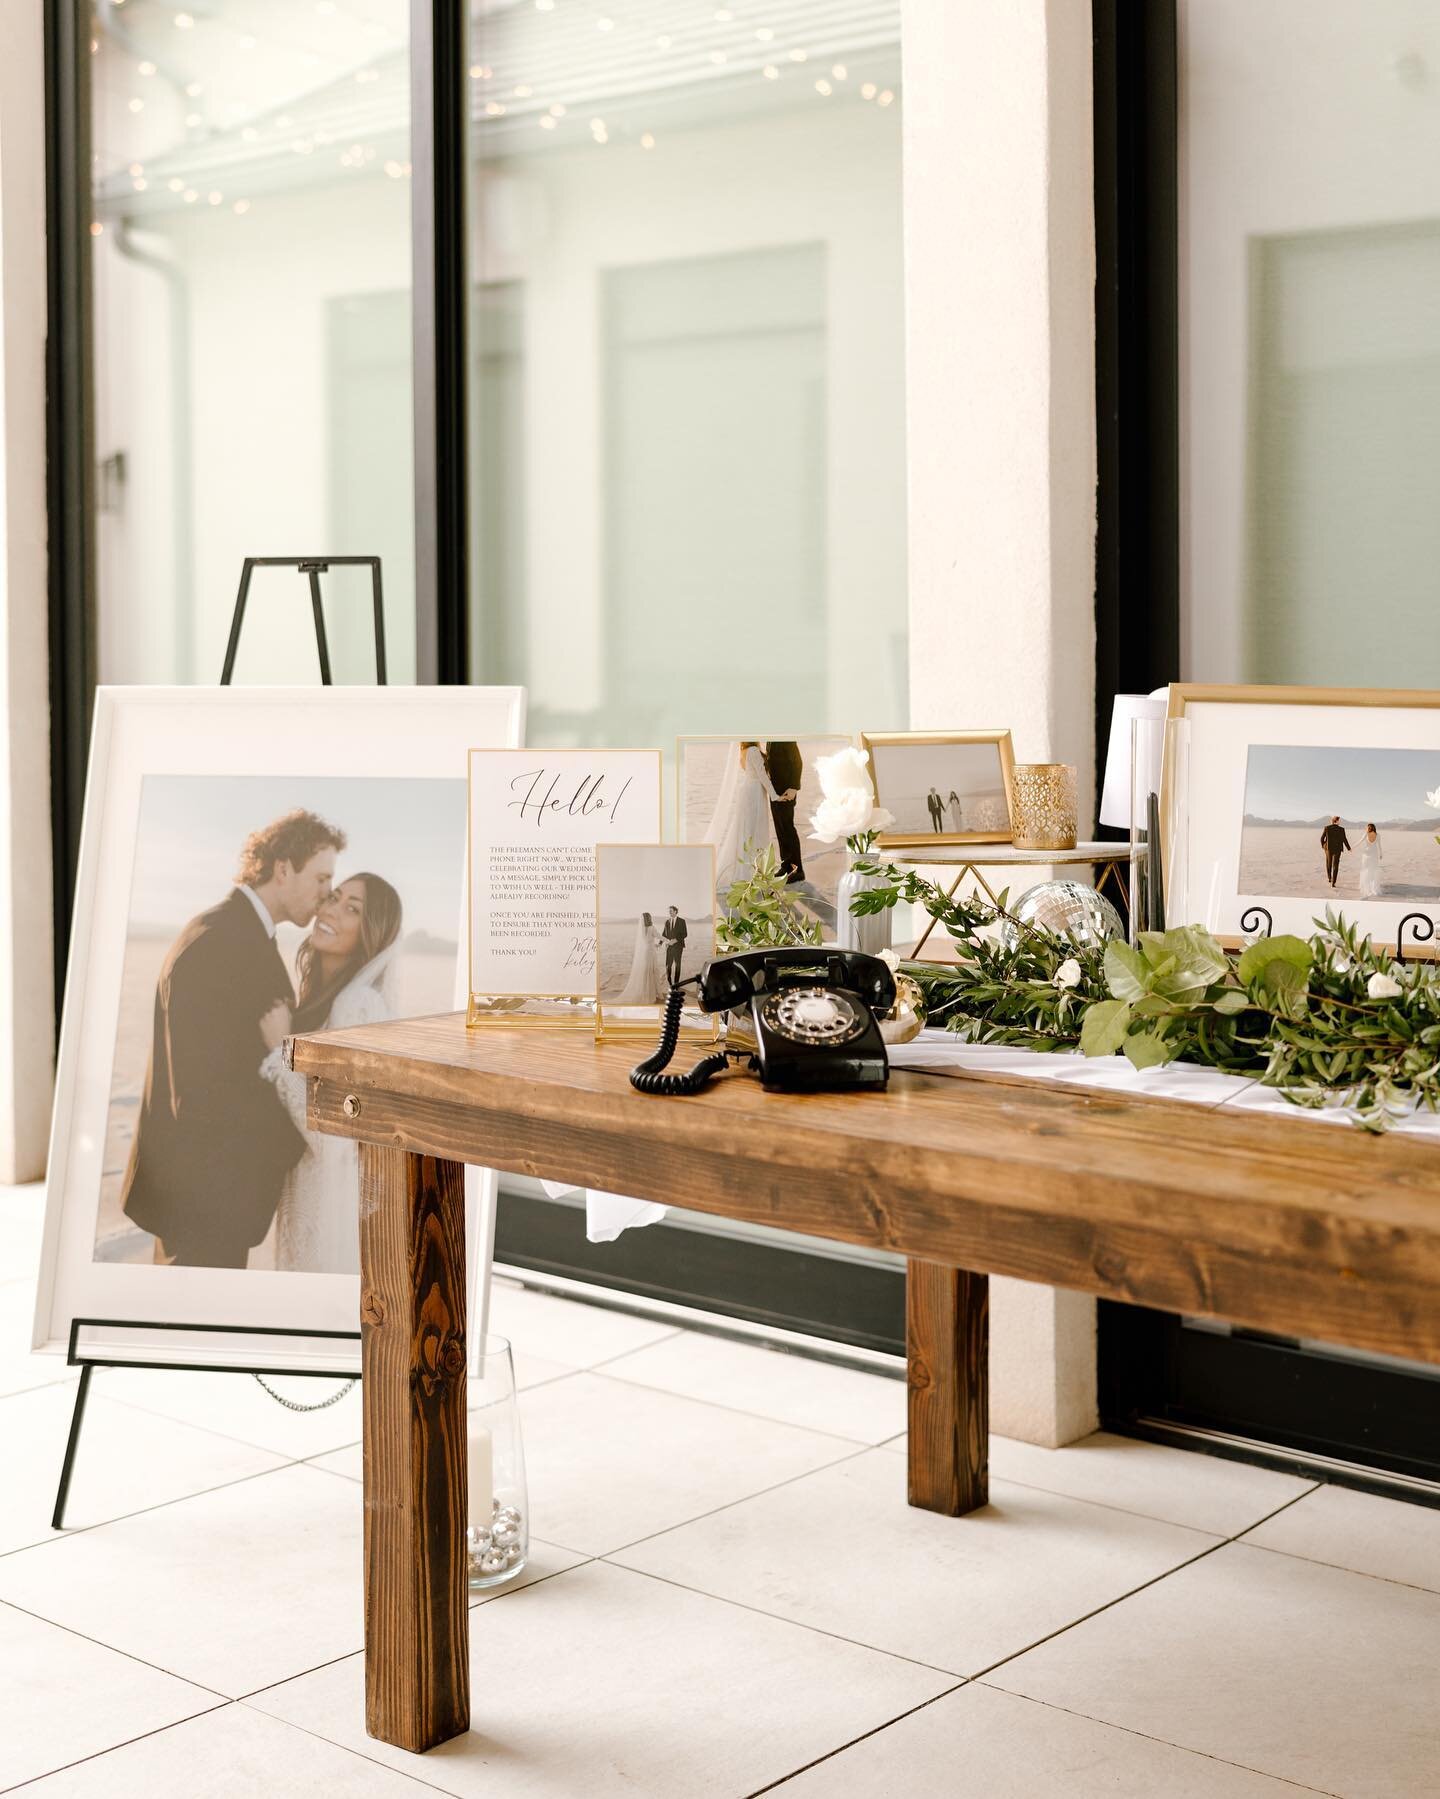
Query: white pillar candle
[[467, 1420, 493, 1528]]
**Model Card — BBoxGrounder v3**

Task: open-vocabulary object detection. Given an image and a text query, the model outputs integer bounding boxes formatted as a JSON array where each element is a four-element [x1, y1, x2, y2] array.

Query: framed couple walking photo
[[860, 730, 1017, 848], [594, 843, 717, 1040], [1168, 684, 1440, 949], [34, 686, 525, 1372]]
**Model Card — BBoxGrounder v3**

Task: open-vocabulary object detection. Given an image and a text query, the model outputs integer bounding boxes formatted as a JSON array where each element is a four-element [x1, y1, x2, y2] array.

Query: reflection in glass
[[469, 0, 907, 748], [91, 1, 414, 684]]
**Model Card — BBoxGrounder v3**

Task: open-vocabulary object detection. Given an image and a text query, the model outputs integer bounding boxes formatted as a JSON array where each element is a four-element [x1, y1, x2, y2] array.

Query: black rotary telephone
[[630, 948, 895, 1096]]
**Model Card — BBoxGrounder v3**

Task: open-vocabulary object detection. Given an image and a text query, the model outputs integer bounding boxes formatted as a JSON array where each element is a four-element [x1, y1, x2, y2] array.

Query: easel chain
[[252, 1373, 358, 1412]]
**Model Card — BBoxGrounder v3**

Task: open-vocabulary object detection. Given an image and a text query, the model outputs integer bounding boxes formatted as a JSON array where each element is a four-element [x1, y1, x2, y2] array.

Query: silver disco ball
[[999, 880, 1124, 951]]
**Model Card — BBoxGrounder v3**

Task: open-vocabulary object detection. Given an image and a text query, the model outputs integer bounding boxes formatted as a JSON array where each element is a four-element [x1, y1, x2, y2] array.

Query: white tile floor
[[3, 1181, 1439, 1796]]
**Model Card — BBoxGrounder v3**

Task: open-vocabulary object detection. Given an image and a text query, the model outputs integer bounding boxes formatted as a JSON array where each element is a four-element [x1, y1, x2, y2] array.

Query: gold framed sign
[[467, 749, 662, 1024]]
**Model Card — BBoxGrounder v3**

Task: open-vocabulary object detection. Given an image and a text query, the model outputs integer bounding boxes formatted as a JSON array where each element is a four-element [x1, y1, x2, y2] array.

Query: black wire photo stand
[[54, 555, 388, 1529], [220, 556, 387, 686]]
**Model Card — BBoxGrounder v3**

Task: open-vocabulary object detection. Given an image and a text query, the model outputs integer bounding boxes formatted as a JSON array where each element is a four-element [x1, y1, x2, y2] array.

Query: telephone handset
[[630, 948, 895, 1096]]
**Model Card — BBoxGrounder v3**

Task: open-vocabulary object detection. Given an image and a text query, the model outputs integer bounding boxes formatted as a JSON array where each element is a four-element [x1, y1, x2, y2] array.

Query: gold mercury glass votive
[[1010, 763, 1078, 851]]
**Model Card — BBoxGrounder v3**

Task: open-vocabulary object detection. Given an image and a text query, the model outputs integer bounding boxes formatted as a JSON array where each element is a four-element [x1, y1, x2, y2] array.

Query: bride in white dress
[[260, 873, 403, 1274], [1358, 823, 1383, 898], [614, 911, 665, 1004], [706, 740, 775, 892]]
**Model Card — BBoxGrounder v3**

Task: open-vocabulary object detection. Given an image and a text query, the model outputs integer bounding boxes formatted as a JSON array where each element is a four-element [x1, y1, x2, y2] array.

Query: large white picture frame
[[1170, 684, 1440, 950], [34, 686, 525, 1371]]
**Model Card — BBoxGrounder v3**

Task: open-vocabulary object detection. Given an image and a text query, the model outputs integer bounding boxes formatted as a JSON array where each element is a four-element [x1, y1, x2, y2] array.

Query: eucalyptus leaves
[[850, 849, 1440, 1129]]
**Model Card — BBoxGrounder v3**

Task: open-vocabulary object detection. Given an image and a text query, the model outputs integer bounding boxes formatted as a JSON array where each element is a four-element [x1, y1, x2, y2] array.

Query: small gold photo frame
[[861, 730, 1017, 848], [594, 842, 719, 1043]]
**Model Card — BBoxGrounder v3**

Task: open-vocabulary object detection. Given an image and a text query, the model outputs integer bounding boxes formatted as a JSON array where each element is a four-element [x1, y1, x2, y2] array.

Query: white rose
[[879, 947, 901, 972], [1367, 971, 1402, 1000], [1054, 957, 1082, 990], [807, 748, 894, 845], [815, 745, 875, 799]]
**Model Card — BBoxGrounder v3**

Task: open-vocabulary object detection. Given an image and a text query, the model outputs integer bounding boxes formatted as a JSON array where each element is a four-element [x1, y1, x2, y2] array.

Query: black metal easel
[[53, 557, 388, 1530]]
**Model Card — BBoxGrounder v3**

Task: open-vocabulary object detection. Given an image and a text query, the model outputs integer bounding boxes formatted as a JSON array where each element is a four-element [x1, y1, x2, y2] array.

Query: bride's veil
[[704, 742, 745, 893]]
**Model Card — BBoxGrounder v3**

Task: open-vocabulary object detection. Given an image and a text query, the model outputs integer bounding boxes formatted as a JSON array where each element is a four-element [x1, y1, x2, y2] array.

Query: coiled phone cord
[[629, 981, 747, 1094]]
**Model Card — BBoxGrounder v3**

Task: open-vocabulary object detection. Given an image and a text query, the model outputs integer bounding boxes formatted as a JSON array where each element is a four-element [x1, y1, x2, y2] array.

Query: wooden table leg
[[358, 1143, 470, 1752], [906, 1259, 988, 1515]]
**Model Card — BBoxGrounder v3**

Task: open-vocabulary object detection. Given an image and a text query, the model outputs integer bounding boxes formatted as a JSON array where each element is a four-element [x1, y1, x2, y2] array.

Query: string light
[[640, 131, 655, 149], [207, 190, 222, 204], [788, 48, 807, 62], [877, 88, 894, 106], [233, 199, 250, 213], [128, 160, 144, 175], [183, 188, 198, 202], [538, 114, 556, 129], [185, 112, 202, 127], [714, 7, 733, 18], [241, 126, 259, 141], [832, 63, 847, 80], [814, 78, 831, 95], [709, 49, 728, 64], [132, 176, 147, 190], [548, 102, 565, 116], [175, 12, 194, 28], [762, 64, 779, 79], [755, 26, 774, 41], [90, 221, 103, 237], [167, 177, 184, 191], [596, 16, 614, 30], [485, 101, 506, 116], [860, 82, 876, 99], [128, 97, 144, 113], [138, 60, 156, 75], [656, 33, 672, 48], [513, 83, 532, 96]]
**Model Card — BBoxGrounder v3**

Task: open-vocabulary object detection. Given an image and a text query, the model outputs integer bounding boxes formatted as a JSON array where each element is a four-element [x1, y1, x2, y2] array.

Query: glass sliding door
[[1099, 0, 1440, 1486], [88, 0, 415, 686], [466, 0, 909, 1342]]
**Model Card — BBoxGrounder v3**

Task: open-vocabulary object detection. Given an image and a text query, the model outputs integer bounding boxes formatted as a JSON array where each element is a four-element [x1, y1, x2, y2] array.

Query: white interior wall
[[0, 0, 55, 1184], [903, 0, 1098, 1445]]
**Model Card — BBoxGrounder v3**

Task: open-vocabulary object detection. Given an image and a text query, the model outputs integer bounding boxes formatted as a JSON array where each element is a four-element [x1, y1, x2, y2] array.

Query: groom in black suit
[[661, 906, 687, 985], [121, 809, 346, 1269], [762, 741, 806, 884]]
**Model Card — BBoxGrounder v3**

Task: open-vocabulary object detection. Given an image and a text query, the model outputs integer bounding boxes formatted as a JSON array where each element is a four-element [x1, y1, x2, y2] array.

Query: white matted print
[[1171, 685, 1440, 946], [468, 750, 663, 1012], [861, 732, 1016, 847], [35, 686, 524, 1369], [678, 736, 851, 934], [596, 844, 716, 1033]]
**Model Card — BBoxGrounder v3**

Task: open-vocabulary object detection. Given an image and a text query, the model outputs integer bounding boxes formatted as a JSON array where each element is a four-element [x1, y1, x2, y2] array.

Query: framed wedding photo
[[1168, 684, 1440, 949], [594, 843, 717, 1040], [34, 685, 525, 1373], [861, 730, 1016, 848], [677, 734, 853, 935]]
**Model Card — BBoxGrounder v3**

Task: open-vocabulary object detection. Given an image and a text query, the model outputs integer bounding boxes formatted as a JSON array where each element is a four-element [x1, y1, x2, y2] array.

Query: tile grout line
[[580, 1365, 900, 1448], [969, 1684, 1347, 1799], [0, 1456, 340, 1563], [964, 1483, 1323, 1687], [605, 1559, 962, 1680], [0, 1699, 234, 1797], [0, 1592, 235, 1702], [738, 1681, 969, 1798], [230, 1706, 459, 1799], [1226, 1532, 1440, 1600]]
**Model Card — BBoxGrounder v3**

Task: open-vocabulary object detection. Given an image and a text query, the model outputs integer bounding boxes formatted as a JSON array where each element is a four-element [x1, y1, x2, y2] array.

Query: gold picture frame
[[860, 730, 1017, 849], [467, 747, 664, 1026], [593, 842, 720, 1043], [1165, 683, 1440, 955]]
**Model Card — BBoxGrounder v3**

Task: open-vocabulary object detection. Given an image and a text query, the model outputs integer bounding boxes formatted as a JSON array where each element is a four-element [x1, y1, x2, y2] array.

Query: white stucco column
[[0, 0, 56, 1183], [902, 0, 1098, 1444]]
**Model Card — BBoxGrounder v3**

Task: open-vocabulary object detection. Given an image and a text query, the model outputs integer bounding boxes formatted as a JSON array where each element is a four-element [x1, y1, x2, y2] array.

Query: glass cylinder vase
[[836, 851, 894, 957], [466, 1334, 529, 1591]]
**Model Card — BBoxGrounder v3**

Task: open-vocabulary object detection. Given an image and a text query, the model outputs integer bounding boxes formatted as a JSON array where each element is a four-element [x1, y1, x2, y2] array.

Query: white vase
[[836, 853, 894, 958]]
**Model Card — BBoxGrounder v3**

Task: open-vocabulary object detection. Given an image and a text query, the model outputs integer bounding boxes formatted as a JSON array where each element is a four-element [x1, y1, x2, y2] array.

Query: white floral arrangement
[[808, 747, 894, 852]]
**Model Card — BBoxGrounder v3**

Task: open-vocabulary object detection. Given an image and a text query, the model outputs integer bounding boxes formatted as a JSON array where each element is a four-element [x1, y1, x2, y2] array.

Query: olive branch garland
[[845, 834, 1440, 1132]]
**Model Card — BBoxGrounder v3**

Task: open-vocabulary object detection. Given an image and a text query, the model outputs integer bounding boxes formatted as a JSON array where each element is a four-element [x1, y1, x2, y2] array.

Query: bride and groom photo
[[95, 775, 465, 1274], [1238, 743, 1440, 905], [596, 843, 715, 1011], [680, 735, 852, 928]]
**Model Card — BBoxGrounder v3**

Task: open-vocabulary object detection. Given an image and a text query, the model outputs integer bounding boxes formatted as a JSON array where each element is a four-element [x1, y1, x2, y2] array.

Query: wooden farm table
[[289, 1013, 1440, 1754]]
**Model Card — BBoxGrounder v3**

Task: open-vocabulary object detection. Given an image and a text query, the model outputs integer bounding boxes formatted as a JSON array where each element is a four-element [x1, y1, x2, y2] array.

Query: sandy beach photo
[[1238, 744, 1440, 903]]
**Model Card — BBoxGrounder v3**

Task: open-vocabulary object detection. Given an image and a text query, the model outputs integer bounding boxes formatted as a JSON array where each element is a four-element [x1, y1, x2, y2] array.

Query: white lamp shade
[[1099, 693, 1167, 829]]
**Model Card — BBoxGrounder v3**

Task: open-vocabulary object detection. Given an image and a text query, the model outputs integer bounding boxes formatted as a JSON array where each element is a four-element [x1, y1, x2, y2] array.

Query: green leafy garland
[[847, 837, 1440, 1131]]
